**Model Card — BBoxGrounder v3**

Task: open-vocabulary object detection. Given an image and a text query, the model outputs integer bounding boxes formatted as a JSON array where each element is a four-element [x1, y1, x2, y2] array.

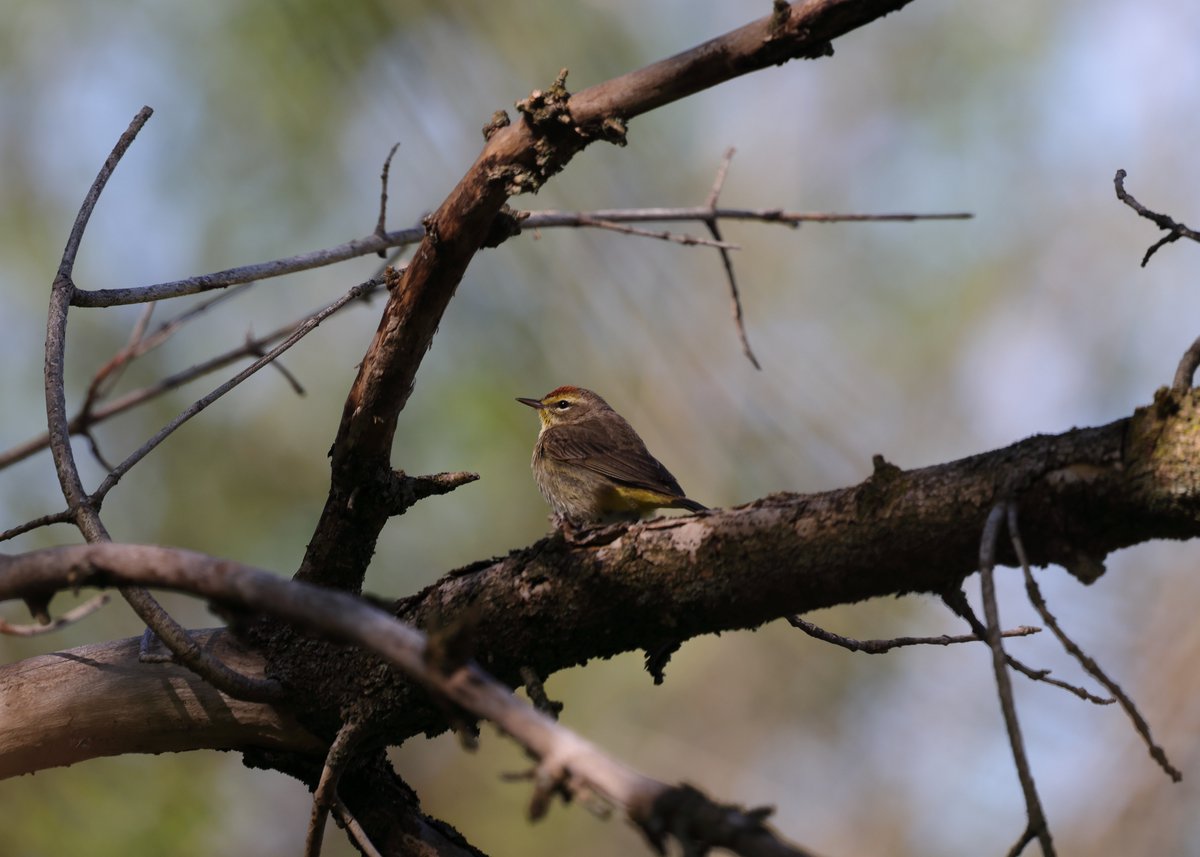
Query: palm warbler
[[517, 385, 707, 525]]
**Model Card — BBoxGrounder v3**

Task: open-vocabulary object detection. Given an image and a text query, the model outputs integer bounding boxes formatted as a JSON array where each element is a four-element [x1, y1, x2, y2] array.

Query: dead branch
[[979, 502, 1054, 857], [0, 629, 320, 776], [306, 719, 367, 857], [703, 147, 761, 369], [0, 190, 970, 474], [788, 614, 1039, 653], [1114, 169, 1200, 266], [0, 593, 110, 636], [87, 277, 375, 508], [1007, 505, 1181, 782]]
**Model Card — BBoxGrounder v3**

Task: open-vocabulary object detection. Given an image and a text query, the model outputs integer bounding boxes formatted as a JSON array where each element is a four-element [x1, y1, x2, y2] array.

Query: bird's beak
[[516, 397, 544, 409]]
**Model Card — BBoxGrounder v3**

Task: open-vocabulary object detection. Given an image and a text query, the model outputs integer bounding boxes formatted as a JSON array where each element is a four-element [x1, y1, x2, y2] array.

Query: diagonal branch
[[703, 147, 761, 369]]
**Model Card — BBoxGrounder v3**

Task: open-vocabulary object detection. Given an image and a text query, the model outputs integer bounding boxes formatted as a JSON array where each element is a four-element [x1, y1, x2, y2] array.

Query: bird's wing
[[539, 418, 687, 498]]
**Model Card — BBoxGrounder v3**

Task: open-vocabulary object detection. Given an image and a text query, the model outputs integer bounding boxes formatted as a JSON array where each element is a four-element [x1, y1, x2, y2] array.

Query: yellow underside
[[597, 483, 680, 513]]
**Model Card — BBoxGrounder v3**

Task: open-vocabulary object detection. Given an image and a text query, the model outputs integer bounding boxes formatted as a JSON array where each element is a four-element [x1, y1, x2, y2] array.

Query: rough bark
[[5, 387, 1199, 777]]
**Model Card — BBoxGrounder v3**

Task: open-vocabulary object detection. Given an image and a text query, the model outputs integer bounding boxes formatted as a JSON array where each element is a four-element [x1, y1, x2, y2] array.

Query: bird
[[516, 385, 707, 527]]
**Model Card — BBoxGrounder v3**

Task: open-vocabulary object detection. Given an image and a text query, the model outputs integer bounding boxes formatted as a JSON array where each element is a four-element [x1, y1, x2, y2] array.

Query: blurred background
[[2, 1, 1200, 854]]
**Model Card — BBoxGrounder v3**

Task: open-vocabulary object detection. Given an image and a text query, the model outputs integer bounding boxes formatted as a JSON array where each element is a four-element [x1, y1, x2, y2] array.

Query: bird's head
[[516, 385, 611, 429]]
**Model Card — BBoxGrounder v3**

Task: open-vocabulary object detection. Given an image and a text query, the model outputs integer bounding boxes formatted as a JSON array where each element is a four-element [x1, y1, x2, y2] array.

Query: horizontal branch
[[376, 389, 1200, 699], [4, 388, 1197, 849], [62, 203, 967, 308], [524, 206, 972, 229]]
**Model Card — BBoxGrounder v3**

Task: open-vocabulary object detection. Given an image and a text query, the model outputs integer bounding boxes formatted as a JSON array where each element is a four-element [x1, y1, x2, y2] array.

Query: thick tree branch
[[9, 389, 1199, 778], [379, 390, 1200, 698], [0, 545, 812, 857], [0, 630, 319, 777]]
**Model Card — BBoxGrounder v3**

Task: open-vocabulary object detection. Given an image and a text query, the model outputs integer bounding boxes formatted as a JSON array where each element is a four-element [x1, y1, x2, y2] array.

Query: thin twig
[[0, 281, 382, 472], [80, 302, 157, 416], [331, 798, 384, 857], [1007, 504, 1182, 783], [69, 230, 422, 307], [525, 206, 973, 228], [979, 503, 1055, 857], [1172, 335, 1200, 393], [520, 666, 565, 719], [0, 593, 110, 636], [305, 720, 365, 857], [568, 214, 739, 249], [942, 589, 1112, 705], [375, 143, 401, 255], [244, 331, 306, 395], [788, 614, 1040, 653], [0, 509, 74, 543], [67, 206, 969, 308], [1113, 169, 1200, 267], [703, 148, 761, 369], [89, 278, 378, 505]]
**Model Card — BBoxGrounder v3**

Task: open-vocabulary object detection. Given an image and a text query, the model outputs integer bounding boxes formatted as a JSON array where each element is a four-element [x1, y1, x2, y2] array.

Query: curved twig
[[1113, 169, 1200, 267], [1172, 335, 1200, 393], [0, 593, 110, 636], [43, 106, 282, 704]]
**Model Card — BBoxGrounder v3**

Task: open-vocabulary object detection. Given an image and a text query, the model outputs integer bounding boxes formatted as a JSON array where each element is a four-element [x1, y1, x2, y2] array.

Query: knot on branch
[[762, 1, 833, 64], [481, 205, 529, 249], [509, 69, 593, 195], [855, 453, 905, 515], [481, 109, 511, 141]]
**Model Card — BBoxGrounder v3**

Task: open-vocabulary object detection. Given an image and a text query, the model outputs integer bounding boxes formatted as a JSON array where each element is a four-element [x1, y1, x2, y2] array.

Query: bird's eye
[[555, 400, 570, 410]]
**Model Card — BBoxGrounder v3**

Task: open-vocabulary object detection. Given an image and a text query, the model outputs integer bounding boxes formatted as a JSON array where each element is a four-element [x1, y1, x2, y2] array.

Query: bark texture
[[6, 388, 1198, 777]]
